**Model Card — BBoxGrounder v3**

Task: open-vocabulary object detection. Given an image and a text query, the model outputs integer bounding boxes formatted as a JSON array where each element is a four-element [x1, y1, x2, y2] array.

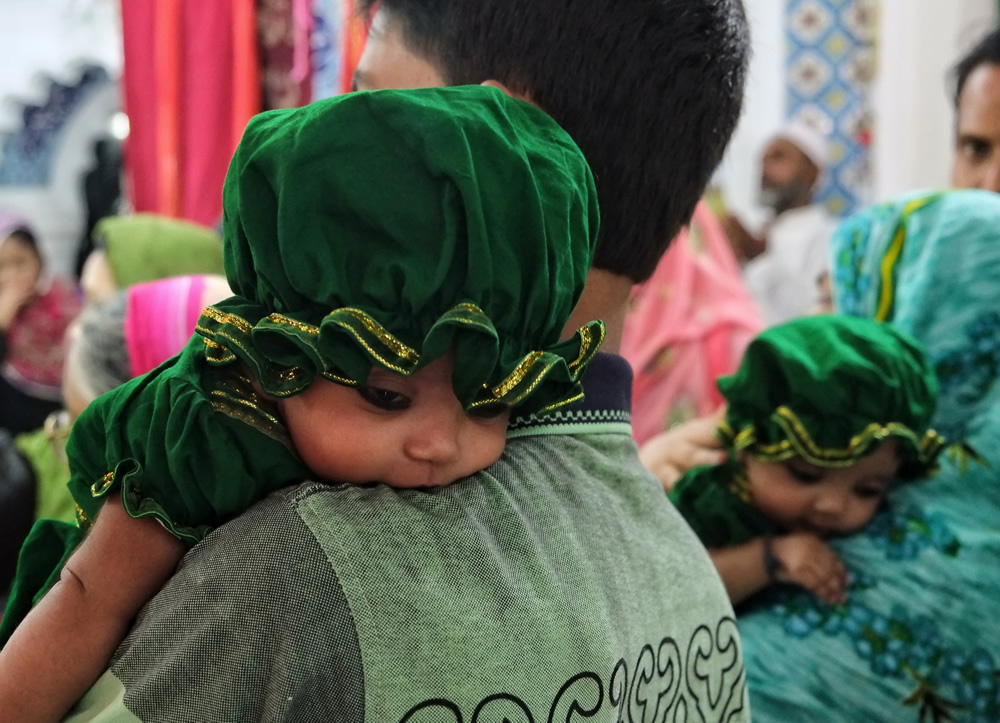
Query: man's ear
[[480, 79, 534, 105]]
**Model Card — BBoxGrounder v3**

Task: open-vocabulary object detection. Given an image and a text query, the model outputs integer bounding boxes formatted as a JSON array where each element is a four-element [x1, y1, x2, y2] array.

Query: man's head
[[354, 0, 750, 283], [759, 121, 827, 215], [951, 27, 1000, 192]]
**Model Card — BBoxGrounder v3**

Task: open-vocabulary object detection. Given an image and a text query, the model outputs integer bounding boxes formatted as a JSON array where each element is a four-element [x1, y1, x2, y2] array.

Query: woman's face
[[0, 235, 42, 296]]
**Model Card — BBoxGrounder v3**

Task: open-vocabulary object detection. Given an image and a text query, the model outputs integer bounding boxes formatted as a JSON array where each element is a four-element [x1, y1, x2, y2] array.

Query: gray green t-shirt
[[68, 354, 749, 722]]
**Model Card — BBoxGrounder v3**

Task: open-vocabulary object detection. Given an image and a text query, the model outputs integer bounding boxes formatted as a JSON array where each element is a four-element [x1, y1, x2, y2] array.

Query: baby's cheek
[[468, 423, 509, 475]]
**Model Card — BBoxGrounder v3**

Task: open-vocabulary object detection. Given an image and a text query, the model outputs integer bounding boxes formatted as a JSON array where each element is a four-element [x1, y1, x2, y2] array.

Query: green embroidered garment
[[668, 460, 777, 548], [0, 86, 604, 643]]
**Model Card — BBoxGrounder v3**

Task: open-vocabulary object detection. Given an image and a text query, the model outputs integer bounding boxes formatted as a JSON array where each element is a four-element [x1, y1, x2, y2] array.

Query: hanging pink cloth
[[120, 0, 261, 227], [621, 201, 764, 445]]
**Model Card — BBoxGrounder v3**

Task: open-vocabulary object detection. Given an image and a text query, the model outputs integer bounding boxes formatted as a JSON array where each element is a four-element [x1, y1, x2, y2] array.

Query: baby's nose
[[403, 409, 462, 464]]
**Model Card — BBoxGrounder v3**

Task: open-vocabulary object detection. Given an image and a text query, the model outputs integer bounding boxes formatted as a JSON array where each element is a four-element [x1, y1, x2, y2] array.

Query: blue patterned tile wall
[[786, 0, 875, 217]]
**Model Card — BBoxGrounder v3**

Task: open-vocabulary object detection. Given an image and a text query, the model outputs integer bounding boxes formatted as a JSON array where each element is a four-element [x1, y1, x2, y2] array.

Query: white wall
[[716, 0, 786, 230], [873, 0, 998, 199], [0, 0, 122, 278]]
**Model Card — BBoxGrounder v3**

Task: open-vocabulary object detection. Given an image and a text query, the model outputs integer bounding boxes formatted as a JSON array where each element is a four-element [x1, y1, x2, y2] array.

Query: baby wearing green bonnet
[[0, 86, 604, 719], [668, 314, 945, 606]]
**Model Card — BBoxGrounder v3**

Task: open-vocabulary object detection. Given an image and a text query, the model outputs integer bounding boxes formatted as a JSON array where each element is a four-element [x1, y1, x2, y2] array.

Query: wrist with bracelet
[[762, 534, 781, 579]]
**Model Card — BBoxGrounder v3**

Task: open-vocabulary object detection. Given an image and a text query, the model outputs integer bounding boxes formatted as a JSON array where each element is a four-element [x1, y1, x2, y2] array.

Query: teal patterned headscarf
[[832, 189, 1000, 442]]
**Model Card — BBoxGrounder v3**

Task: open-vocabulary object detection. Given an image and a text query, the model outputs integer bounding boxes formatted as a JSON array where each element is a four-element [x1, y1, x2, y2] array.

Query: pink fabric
[[2, 278, 81, 399], [125, 275, 207, 378], [121, 0, 260, 226], [291, 0, 314, 85], [621, 202, 764, 445]]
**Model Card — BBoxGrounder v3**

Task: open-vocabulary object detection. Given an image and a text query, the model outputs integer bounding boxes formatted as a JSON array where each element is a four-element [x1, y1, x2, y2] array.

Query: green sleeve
[[66, 336, 309, 545], [668, 461, 776, 548]]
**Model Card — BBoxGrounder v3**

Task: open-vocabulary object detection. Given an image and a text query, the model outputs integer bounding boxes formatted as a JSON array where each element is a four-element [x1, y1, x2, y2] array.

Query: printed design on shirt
[[767, 576, 999, 722], [398, 618, 746, 722]]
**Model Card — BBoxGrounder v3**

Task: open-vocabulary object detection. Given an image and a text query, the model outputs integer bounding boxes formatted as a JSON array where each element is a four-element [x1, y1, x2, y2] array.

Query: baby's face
[[278, 352, 510, 488], [744, 439, 900, 536]]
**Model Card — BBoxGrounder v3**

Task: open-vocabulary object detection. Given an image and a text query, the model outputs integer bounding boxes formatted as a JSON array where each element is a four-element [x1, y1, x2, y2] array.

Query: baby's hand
[[770, 533, 848, 605]]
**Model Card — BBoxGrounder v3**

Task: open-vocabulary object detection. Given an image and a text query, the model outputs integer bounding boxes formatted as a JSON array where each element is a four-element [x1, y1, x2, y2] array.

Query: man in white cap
[[724, 119, 838, 325]]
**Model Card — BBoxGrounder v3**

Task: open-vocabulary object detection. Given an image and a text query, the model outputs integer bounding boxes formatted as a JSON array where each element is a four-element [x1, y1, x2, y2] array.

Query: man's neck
[[775, 194, 813, 217], [561, 269, 633, 354]]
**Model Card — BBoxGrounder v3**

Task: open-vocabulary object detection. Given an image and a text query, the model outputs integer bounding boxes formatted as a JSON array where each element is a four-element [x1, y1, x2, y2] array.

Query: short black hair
[[358, 0, 749, 282], [952, 27, 1000, 108]]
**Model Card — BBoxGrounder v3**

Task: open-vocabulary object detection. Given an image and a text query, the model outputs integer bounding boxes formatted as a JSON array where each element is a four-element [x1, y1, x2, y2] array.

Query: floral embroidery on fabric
[[768, 587, 999, 722], [865, 505, 960, 560], [931, 311, 1000, 440]]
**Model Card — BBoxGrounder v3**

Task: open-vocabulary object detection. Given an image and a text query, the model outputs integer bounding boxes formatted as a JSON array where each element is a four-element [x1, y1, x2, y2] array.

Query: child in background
[[668, 314, 945, 605], [0, 85, 603, 720]]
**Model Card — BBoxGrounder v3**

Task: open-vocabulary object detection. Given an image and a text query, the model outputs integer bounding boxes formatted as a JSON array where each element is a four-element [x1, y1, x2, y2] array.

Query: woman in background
[[0, 219, 80, 435], [621, 200, 762, 445]]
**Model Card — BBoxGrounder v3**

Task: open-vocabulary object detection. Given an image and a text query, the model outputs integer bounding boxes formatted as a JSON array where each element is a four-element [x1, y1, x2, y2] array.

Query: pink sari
[[621, 201, 763, 445]]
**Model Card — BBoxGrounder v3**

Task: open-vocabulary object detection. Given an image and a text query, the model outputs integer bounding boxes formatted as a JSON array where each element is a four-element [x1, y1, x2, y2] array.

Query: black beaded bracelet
[[762, 534, 781, 579]]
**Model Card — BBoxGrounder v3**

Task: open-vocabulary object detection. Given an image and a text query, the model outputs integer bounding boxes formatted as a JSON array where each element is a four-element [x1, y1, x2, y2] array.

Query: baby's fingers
[[816, 558, 849, 605]]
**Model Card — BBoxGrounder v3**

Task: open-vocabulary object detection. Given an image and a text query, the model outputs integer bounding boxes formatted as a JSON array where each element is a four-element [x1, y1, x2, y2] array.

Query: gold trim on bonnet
[[332, 307, 420, 363], [721, 405, 945, 469], [492, 350, 545, 399], [200, 303, 603, 412], [201, 305, 254, 334], [568, 322, 605, 370], [75, 504, 91, 531], [490, 320, 603, 406], [267, 313, 319, 335]]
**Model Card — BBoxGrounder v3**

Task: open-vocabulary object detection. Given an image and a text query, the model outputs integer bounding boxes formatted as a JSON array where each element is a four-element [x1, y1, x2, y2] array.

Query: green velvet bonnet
[[196, 86, 604, 413], [718, 314, 945, 477]]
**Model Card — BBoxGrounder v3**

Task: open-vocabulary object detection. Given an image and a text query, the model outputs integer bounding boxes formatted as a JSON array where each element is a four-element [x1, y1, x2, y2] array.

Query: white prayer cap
[[771, 119, 829, 170]]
